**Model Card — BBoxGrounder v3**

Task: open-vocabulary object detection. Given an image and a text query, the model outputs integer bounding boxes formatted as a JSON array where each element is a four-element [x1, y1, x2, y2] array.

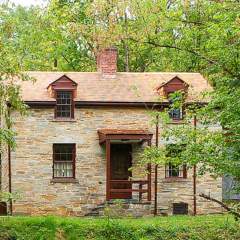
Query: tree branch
[[129, 38, 240, 79], [199, 193, 240, 220], [61, 54, 76, 70]]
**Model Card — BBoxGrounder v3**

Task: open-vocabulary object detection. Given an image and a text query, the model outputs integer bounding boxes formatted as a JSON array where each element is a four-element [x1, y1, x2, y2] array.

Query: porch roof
[[98, 129, 153, 144]]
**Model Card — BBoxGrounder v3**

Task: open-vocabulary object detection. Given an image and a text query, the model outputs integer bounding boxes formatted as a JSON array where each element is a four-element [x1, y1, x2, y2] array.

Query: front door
[[110, 144, 132, 199]]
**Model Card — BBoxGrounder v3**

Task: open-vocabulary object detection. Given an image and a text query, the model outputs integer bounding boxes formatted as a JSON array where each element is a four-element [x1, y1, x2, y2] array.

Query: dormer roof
[[47, 74, 78, 98], [156, 76, 189, 96], [47, 74, 77, 90]]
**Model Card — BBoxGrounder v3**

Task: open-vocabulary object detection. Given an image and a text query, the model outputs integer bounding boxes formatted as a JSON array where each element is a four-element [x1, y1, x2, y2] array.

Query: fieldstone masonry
[[1, 107, 223, 216]]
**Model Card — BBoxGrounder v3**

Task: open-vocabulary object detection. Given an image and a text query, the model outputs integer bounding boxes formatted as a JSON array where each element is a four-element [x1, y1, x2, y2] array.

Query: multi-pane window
[[168, 91, 183, 120], [165, 163, 187, 178], [55, 91, 73, 118], [53, 144, 75, 178], [169, 108, 182, 120], [165, 144, 187, 178]]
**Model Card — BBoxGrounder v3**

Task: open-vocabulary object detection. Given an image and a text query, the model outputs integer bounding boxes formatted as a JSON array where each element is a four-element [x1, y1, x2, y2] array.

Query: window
[[165, 144, 187, 178], [165, 163, 187, 178], [168, 92, 183, 120], [169, 108, 182, 120], [55, 91, 73, 118], [53, 144, 75, 178]]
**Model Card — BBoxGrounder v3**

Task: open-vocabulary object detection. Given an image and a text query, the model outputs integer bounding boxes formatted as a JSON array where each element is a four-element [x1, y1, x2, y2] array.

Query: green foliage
[[2, 1, 240, 76], [0, 215, 239, 240], [0, 3, 29, 148], [103, 200, 131, 223], [0, 191, 21, 203], [124, 1, 240, 188], [141, 94, 239, 177]]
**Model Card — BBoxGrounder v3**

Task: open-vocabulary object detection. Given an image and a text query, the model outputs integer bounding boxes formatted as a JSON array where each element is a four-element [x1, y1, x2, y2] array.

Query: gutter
[[24, 101, 208, 108]]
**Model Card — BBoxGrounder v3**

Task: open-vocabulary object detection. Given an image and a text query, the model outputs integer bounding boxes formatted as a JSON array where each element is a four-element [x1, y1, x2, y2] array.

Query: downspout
[[7, 106, 13, 215], [7, 107, 13, 215], [154, 115, 159, 216], [8, 144, 12, 215], [193, 115, 197, 215]]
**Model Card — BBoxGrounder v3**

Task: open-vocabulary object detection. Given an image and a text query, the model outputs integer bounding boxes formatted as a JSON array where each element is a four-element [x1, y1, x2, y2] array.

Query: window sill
[[50, 178, 79, 183], [51, 118, 76, 122], [163, 177, 189, 183], [167, 119, 186, 124]]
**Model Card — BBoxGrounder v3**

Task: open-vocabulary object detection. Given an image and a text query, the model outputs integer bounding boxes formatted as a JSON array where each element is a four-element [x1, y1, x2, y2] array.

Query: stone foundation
[[85, 200, 152, 217]]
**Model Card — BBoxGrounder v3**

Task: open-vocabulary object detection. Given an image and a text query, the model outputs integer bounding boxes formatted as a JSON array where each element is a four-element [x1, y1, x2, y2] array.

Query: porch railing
[[110, 180, 150, 202]]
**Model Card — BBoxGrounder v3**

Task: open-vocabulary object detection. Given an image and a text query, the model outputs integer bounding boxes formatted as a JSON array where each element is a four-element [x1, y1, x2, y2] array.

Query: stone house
[[0, 48, 222, 216]]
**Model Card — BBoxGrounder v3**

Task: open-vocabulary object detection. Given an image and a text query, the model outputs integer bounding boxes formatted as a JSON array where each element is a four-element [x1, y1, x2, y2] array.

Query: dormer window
[[168, 92, 183, 120], [169, 107, 182, 120], [47, 75, 77, 120], [156, 76, 188, 121], [56, 91, 73, 118]]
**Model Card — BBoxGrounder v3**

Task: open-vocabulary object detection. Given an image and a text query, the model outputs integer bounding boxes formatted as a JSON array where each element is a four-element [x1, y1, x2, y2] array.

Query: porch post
[[106, 139, 111, 201], [147, 139, 152, 201]]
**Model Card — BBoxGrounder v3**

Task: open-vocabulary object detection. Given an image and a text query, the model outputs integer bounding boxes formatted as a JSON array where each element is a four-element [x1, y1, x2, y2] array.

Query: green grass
[[0, 214, 239, 240]]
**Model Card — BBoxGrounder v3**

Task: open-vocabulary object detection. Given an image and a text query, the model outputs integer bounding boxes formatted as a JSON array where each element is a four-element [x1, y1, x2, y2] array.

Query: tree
[[0, 2, 32, 214], [139, 90, 240, 218], [0, 3, 29, 148], [96, 0, 240, 201]]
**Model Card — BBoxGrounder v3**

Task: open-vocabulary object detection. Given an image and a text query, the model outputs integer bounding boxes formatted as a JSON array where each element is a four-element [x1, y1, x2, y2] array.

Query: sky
[[0, 0, 47, 7]]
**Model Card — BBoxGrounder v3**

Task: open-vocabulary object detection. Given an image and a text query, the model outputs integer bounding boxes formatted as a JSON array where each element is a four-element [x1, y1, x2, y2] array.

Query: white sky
[[1, 0, 47, 7]]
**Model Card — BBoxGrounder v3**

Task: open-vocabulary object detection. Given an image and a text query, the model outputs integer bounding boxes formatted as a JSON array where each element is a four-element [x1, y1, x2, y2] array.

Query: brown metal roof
[[98, 129, 153, 144], [98, 129, 152, 135], [17, 71, 212, 102]]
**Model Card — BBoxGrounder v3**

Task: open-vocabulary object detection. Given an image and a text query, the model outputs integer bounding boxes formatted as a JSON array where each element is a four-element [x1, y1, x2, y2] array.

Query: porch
[[98, 129, 153, 202]]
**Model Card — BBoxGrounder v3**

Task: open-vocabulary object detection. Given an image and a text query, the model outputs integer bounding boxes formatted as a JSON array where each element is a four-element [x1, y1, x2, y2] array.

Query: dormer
[[47, 75, 78, 119], [157, 76, 189, 98], [157, 76, 189, 120]]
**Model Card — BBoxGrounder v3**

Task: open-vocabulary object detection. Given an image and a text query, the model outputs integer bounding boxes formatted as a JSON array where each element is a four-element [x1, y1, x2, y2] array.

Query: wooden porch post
[[106, 139, 111, 201], [147, 139, 152, 201]]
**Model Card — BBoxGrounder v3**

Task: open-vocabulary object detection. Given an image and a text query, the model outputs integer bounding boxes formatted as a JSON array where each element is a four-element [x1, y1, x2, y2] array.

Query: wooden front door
[[110, 144, 132, 199]]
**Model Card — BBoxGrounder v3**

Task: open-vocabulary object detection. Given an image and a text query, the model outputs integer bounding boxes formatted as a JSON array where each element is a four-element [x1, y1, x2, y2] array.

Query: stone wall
[[1, 107, 222, 216], [0, 143, 9, 193], [157, 167, 222, 215]]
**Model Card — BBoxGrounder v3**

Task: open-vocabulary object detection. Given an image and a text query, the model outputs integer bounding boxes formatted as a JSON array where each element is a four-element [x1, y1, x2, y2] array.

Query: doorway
[[110, 144, 132, 199]]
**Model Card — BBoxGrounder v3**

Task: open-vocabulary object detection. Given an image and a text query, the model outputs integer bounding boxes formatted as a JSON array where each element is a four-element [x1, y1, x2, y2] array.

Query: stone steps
[[85, 200, 152, 217], [85, 203, 106, 217]]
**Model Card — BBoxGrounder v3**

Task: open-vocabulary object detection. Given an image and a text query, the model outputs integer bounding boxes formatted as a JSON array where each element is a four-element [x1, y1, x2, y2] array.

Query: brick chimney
[[97, 47, 117, 78]]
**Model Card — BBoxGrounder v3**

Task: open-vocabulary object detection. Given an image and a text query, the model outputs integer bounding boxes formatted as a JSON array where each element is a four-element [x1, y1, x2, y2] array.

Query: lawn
[[0, 214, 239, 240]]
